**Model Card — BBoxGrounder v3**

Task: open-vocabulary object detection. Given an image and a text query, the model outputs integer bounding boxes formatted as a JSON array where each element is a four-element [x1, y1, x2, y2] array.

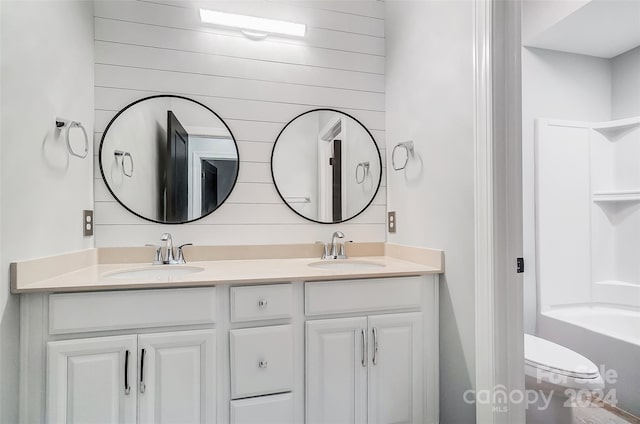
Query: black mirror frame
[[98, 94, 240, 225], [270, 108, 382, 225]]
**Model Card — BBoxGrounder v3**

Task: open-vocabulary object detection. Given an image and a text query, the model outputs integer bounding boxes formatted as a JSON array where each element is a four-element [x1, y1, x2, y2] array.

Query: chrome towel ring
[[114, 150, 134, 178], [56, 118, 89, 159], [391, 141, 415, 171], [355, 161, 370, 184]]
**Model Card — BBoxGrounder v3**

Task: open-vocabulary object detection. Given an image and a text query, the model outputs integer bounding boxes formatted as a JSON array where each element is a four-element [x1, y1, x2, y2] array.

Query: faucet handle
[[315, 241, 330, 260], [175, 243, 193, 264], [145, 244, 163, 265], [338, 241, 353, 259]]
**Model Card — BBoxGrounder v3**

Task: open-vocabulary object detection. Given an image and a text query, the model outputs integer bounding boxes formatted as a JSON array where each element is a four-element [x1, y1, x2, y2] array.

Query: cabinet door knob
[[258, 298, 268, 309], [258, 360, 268, 369]]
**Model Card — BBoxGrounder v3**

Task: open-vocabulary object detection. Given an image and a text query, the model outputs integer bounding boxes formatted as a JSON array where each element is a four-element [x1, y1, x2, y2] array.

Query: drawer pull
[[257, 298, 268, 309], [258, 360, 268, 369]]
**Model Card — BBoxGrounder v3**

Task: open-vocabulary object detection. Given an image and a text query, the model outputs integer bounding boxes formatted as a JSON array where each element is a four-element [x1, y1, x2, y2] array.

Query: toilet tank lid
[[524, 334, 600, 379]]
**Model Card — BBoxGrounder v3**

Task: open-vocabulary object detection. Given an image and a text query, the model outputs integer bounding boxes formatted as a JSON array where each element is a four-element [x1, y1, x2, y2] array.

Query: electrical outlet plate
[[83, 210, 94, 237], [388, 211, 396, 233]]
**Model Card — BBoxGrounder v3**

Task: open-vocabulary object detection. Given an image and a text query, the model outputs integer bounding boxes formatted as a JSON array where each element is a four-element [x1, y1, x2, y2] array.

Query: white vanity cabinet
[[306, 317, 368, 424], [20, 275, 439, 424], [367, 313, 423, 424], [306, 314, 423, 424], [305, 277, 436, 424], [228, 284, 296, 424], [47, 334, 138, 424], [20, 287, 218, 424], [137, 330, 216, 424], [47, 328, 216, 424]]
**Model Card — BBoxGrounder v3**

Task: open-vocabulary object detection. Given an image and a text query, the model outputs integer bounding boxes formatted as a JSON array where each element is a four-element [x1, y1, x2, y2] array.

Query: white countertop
[[12, 255, 441, 293]]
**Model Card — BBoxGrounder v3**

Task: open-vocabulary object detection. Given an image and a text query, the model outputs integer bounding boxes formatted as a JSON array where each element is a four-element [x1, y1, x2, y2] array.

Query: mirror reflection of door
[[317, 115, 347, 222], [99, 95, 239, 224], [331, 140, 342, 222], [166, 111, 189, 222], [201, 160, 218, 216], [188, 136, 238, 220], [271, 109, 382, 224]]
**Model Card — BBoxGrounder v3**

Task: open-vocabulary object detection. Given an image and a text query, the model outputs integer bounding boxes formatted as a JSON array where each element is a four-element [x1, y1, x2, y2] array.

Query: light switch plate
[[83, 210, 94, 237], [388, 211, 396, 233]]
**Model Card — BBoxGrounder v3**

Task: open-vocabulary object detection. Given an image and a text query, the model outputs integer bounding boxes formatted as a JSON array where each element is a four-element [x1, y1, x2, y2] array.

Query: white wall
[[0, 1, 94, 421], [93, 0, 386, 247], [385, 2, 476, 423], [521, 47, 611, 334], [612, 46, 640, 119]]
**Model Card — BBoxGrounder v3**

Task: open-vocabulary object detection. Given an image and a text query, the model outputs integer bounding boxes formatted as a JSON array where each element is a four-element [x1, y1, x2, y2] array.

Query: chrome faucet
[[147, 233, 192, 265], [317, 231, 352, 260], [330, 231, 345, 257], [161, 233, 175, 264]]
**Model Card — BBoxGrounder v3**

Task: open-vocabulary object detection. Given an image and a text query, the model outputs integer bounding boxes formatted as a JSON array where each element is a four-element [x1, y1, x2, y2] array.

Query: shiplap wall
[[93, 0, 386, 247]]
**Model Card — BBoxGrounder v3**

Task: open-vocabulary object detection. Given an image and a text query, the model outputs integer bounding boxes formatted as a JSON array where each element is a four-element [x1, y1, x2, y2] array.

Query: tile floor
[[572, 400, 640, 424]]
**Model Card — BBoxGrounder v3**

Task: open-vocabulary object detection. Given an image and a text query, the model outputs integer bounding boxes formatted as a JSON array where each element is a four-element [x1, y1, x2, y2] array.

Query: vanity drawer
[[305, 276, 422, 316], [49, 288, 216, 334], [230, 284, 292, 322], [230, 325, 293, 399], [230, 393, 293, 424]]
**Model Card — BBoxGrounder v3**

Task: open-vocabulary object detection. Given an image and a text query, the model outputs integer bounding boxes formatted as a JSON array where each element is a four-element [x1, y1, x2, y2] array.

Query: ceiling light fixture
[[199, 9, 306, 38]]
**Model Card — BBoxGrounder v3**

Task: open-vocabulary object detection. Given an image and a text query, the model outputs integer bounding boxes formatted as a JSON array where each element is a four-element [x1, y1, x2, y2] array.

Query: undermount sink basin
[[308, 260, 386, 271], [104, 266, 205, 281]]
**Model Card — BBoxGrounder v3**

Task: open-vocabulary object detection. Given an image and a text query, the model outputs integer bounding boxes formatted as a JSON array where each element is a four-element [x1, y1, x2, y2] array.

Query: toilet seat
[[524, 334, 600, 380], [524, 335, 604, 424]]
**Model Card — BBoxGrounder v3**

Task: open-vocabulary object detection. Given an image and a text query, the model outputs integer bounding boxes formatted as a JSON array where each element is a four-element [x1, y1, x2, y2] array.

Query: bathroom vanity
[[13, 245, 442, 424], [13, 86, 442, 424]]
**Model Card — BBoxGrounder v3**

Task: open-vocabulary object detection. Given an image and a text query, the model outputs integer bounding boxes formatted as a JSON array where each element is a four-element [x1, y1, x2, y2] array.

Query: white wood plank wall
[[93, 0, 386, 247]]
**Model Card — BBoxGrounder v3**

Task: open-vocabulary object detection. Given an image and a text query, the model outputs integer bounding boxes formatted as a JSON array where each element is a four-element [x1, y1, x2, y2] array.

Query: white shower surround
[[534, 116, 640, 312], [533, 118, 640, 416]]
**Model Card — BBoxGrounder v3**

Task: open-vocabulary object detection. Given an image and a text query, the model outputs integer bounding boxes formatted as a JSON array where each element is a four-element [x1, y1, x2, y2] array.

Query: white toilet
[[524, 334, 604, 424]]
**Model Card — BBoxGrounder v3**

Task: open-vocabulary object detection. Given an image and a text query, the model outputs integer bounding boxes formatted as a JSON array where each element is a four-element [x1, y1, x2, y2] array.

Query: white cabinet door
[[367, 313, 423, 424], [306, 317, 368, 424], [138, 329, 216, 424], [47, 335, 138, 424]]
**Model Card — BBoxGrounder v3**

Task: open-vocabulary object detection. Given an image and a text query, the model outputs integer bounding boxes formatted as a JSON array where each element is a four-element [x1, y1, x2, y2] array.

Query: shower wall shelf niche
[[592, 117, 640, 139]]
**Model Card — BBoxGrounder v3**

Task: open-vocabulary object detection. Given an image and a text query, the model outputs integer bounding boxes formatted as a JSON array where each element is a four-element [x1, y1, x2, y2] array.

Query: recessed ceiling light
[[199, 9, 306, 38]]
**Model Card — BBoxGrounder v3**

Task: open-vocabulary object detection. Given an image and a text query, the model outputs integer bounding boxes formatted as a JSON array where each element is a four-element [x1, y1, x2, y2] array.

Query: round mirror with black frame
[[99, 95, 239, 224], [271, 109, 382, 224]]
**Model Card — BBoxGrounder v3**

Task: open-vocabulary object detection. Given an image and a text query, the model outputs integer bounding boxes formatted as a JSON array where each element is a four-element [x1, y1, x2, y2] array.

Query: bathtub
[[538, 306, 640, 417]]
